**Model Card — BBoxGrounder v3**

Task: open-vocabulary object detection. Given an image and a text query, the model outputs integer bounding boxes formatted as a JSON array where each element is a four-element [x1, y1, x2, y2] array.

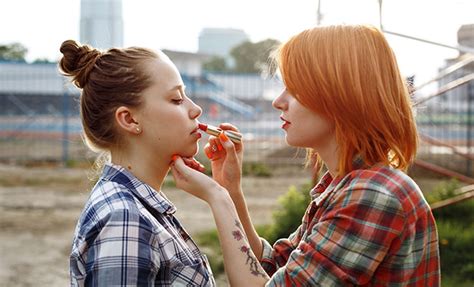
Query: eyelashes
[[172, 98, 184, 105]]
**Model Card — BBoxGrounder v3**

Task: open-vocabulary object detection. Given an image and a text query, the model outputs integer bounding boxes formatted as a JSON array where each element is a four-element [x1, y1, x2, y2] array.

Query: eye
[[172, 98, 184, 105]]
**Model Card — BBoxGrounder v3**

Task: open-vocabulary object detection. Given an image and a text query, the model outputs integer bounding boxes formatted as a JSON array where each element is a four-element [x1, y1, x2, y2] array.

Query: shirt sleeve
[[260, 224, 303, 276], [84, 208, 161, 286], [265, 188, 407, 286]]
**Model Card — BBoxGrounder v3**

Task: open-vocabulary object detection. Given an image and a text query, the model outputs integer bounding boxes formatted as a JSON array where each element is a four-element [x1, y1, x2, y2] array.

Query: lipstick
[[198, 123, 242, 143]]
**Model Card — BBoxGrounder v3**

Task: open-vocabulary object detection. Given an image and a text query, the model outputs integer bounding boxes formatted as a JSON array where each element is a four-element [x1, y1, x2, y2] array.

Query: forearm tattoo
[[233, 220, 267, 277]]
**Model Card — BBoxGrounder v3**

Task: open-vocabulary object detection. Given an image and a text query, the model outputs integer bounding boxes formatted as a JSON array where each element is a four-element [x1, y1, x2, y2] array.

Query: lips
[[280, 116, 291, 129], [190, 124, 200, 135], [280, 116, 291, 124]]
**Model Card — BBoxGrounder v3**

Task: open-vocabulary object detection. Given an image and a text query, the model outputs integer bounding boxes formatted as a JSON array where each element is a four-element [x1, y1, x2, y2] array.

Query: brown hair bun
[[59, 40, 102, 88]]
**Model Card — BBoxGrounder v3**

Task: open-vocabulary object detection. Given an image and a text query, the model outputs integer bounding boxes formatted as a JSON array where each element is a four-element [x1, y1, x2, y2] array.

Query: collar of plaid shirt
[[310, 156, 369, 206], [102, 163, 177, 215]]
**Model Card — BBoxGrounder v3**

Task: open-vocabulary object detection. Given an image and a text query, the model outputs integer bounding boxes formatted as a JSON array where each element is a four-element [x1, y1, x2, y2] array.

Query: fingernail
[[205, 150, 213, 159], [217, 143, 223, 151], [219, 132, 229, 142], [171, 154, 179, 161]]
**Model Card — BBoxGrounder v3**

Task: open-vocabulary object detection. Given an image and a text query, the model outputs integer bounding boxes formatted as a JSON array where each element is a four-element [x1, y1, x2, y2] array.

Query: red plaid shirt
[[260, 165, 440, 286]]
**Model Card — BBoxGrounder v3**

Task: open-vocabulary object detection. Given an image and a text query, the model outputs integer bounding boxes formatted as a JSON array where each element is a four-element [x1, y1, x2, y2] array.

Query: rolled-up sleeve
[[260, 224, 303, 277], [260, 238, 277, 274]]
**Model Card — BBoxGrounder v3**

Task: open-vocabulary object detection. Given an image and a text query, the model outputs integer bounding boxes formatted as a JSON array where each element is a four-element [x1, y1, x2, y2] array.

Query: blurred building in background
[[163, 50, 210, 77], [80, 0, 124, 49], [435, 24, 474, 113], [198, 28, 249, 68], [458, 24, 474, 51]]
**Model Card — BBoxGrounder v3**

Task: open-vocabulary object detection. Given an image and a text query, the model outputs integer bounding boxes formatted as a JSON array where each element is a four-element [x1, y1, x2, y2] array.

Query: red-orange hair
[[277, 25, 418, 176]]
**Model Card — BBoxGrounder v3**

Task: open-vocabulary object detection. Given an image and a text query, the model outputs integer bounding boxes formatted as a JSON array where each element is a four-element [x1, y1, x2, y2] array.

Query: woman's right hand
[[170, 155, 227, 203], [204, 123, 243, 195]]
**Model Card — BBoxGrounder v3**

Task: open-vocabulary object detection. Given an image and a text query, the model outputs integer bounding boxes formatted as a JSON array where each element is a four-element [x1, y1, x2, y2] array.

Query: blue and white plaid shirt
[[70, 163, 215, 286]]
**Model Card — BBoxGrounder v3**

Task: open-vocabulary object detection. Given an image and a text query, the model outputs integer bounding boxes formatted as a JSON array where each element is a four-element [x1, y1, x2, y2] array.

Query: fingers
[[217, 132, 239, 164], [204, 138, 223, 160], [218, 123, 243, 151], [186, 157, 206, 172], [219, 123, 240, 133], [172, 155, 205, 173], [202, 123, 242, 160], [169, 160, 182, 182]]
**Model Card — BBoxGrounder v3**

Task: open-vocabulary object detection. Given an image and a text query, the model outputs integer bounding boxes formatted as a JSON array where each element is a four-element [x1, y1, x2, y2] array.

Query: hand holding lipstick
[[198, 123, 242, 143], [202, 123, 244, 196]]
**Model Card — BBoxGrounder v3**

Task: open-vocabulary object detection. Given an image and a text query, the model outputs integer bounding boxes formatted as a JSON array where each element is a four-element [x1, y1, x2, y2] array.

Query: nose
[[188, 98, 202, 119], [272, 90, 288, 111]]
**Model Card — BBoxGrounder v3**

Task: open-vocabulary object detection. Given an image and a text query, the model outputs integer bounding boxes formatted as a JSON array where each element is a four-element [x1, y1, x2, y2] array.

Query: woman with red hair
[[171, 25, 441, 286]]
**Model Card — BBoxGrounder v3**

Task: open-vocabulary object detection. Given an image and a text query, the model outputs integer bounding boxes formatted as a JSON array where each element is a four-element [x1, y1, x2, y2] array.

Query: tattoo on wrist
[[232, 220, 267, 277], [239, 245, 267, 277]]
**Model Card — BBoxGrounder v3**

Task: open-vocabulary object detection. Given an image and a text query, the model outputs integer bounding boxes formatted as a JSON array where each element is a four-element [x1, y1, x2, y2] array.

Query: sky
[[1, 0, 473, 91]]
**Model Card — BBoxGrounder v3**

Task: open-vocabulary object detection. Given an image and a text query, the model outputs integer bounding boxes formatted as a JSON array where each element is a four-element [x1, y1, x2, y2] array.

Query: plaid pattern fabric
[[261, 165, 440, 286], [70, 163, 215, 286]]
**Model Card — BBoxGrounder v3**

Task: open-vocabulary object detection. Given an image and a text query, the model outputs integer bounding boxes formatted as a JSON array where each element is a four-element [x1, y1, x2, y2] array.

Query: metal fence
[[414, 54, 474, 179], [0, 63, 298, 167], [1, 61, 473, 178]]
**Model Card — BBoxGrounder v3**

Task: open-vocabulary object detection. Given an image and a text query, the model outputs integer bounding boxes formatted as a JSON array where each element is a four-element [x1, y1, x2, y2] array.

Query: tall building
[[198, 28, 249, 68], [80, 0, 124, 49]]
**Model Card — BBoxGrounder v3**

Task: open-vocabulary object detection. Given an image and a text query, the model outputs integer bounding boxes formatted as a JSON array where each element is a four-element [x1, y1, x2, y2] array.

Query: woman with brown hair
[[171, 25, 441, 286], [59, 40, 215, 286]]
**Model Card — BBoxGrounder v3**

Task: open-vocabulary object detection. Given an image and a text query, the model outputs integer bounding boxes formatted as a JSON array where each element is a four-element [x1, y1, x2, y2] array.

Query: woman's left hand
[[170, 155, 225, 203]]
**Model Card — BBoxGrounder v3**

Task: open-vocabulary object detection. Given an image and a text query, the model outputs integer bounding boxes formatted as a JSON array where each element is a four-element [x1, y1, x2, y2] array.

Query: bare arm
[[204, 124, 264, 260], [208, 191, 269, 286], [170, 157, 269, 286], [228, 188, 264, 260]]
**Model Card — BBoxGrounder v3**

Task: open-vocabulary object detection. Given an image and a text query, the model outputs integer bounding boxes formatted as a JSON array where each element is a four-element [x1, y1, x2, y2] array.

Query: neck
[[314, 136, 339, 178], [110, 147, 170, 192]]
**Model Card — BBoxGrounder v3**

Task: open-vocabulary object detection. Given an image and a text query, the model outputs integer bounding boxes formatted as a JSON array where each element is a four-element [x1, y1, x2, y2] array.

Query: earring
[[136, 127, 141, 133]]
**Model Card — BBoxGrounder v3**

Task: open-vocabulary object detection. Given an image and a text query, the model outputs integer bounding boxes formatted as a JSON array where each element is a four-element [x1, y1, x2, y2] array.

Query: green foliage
[[203, 56, 228, 72], [194, 229, 225, 275], [428, 179, 474, 286], [194, 182, 311, 276], [33, 58, 53, 64], [425, 178, 461, 203], [242, 162, 272, 177], [0, 42, 27, 62], [264, 182, 312, 244], [436, 217, 474, 283], [162, 177, 176, 188], [230, 39, 280, 73]]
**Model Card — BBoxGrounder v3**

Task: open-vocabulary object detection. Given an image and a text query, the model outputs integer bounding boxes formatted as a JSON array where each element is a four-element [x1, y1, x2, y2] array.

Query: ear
[[115, 106, 141, 135]]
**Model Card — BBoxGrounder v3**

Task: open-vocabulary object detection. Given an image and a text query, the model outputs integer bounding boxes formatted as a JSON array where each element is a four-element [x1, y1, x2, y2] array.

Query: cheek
[[288, 115, 333, 148]]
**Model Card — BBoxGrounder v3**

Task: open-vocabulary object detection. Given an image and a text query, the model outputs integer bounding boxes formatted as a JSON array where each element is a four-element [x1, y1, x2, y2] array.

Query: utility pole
[[317, 0, 322, 26], [378, 0, 383, 29]]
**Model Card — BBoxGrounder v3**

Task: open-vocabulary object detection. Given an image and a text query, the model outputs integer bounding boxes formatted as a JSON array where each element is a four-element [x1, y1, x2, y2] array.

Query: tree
[[33, 58, 53, 64], [0, 43, 28, 62], [203, 56, 228, 72], [230, 38, 280, 73]]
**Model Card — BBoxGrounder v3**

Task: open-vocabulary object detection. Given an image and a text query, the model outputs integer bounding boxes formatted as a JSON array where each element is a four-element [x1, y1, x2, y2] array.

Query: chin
[[285, 136, 308, 149], [180, 144, 199, 158], [285, 136, 298, 147]]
